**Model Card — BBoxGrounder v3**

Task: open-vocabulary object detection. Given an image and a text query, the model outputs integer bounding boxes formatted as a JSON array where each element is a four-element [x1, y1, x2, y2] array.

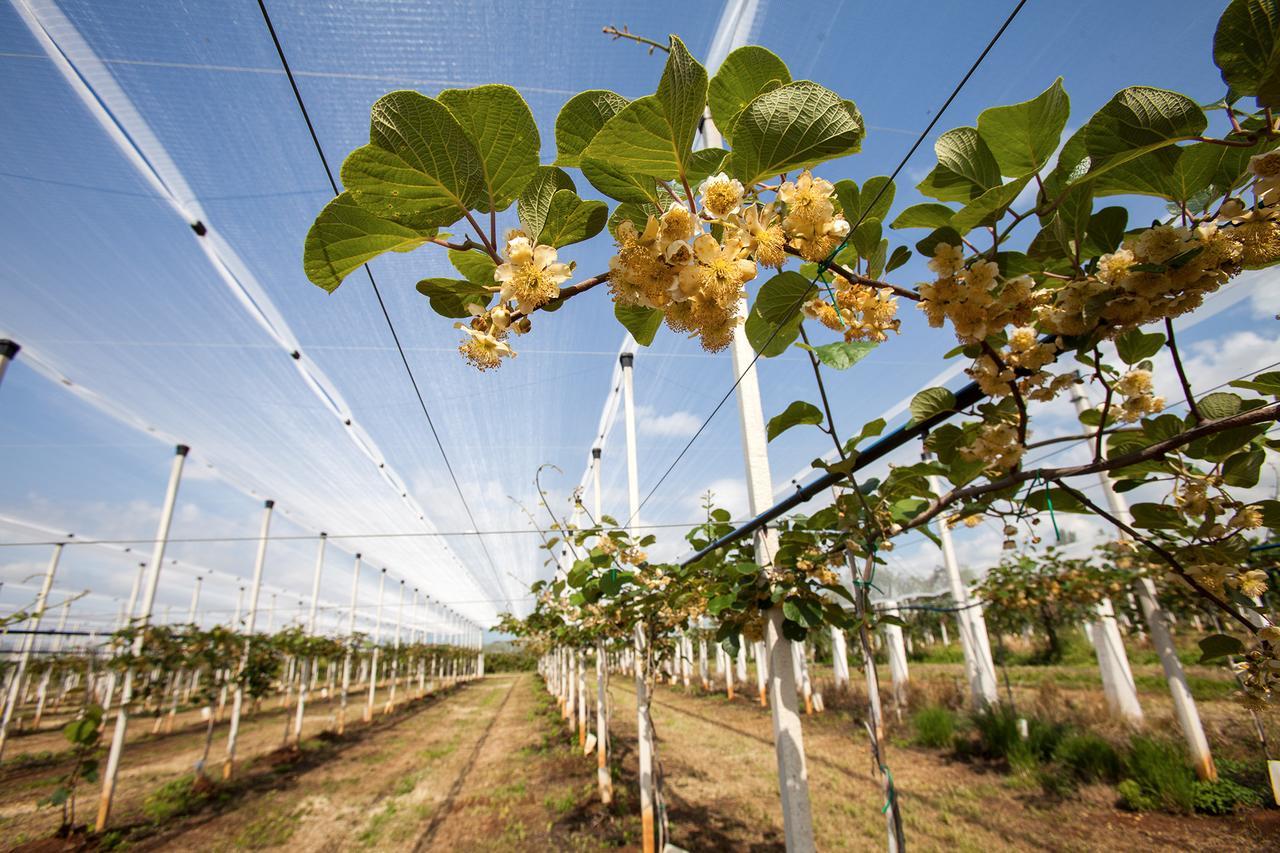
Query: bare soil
[[1, 668, 1274, 851]]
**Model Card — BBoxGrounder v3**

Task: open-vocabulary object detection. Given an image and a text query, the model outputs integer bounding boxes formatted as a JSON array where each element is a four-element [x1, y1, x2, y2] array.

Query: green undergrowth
[[909, 703, 1270, 816]]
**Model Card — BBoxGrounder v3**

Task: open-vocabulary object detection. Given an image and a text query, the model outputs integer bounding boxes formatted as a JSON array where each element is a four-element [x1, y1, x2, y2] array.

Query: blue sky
[[1, 0, 1275, 635]]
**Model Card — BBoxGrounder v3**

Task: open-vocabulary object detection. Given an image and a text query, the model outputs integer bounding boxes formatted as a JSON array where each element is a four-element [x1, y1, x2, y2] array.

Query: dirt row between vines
[[4, 670, 1273, 851], [605, 677, 1275, 852]]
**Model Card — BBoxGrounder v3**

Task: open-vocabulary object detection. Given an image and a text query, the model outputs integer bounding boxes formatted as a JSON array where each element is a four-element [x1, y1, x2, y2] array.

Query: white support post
[[883, 600, 910, 716], [596, 638, 612, 803], [1073, 381, 1213, 778], [591, 447, 603, 521], [577, 648, 587, 750], [222, 499, 273, 780], [698, 637, 709, 690], [307, 533, 326, 633], [831, 627, 851, 691], [366, 569, 387, 723], [96, 444, 188, 830], [754, 640, 768, 707], [929, 473, 1000, 709], [386, 580, 404, 713], [716, 168, 817, 846], [1058, 385, 1145, 726], [619, 351, 657, 853], [187, 575, 203, 625], [0, 542, 64, 759]]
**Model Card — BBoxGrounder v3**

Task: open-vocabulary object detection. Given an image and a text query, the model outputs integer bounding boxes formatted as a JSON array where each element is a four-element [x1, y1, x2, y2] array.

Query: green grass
[[234, 808, 300, 849], [910, 705, 957, 748]]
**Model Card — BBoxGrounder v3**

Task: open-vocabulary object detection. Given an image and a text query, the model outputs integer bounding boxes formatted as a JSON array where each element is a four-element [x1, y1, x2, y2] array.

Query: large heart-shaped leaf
[[438, 84, 540, 214], [448, 249, 496, 285], [708, 45, 791, 143], [976, 78, 1070, 177], [935, 127, 1003, 194], [554, 89, 629, 168], [540, 189, 608, 248], [304, 192, 437, 292], [1214, 0, 1280, 105], [415, 277, 493, 318], [950, 176, 1031, 234], [745, 271, 816, 357], [726, 81, 864, 185], [767, 400, 824, 442], [581, 36, 707, 184], [517, 166, 576, 239], [615, 303, 663, 346], [341, 91, 485, 230]]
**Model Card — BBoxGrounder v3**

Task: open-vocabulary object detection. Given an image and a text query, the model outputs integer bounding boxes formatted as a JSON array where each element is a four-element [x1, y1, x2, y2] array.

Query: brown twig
[[1165, 318, 1202, 424], [602, 25, 669, 53], [900, 401, 1280, 535], [980, 342, 1029, 446], [1050, 478, 1259, 636], [509, 272, 611, 322], [785, 248, 921, 301]]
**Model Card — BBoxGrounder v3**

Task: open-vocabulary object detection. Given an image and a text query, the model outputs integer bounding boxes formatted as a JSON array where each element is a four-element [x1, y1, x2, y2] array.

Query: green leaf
[[517, 166, 577, 240], [1223, 447, 1265, 487], [709, 45, 791, 144], [851, 176, 895, 226], [1085, 87, 1206, 162], [976, 78, 1070, 177], [783, 597, 823, 628], [950, 176, 1031, 234], [607, 201, 662, 238], [341, 90, 484, 230], [745, 271, 815, 357], [909, 387, 957, 423], [304, 192, 437, 293], [1198, 392, 1244, 420], [1070, 87, 1207, 195], [1129, 502, 1184, 530], [851, 218, 882, 259], [688, 147, 731, 186], [580, 157, 661, 204], [935, 127, 1003, 193], [415, 277, 492, 318], [1198, 632, 1245, 663], [615, 303, 663, 346], [554, 89, 629, 168], [891, 202, 956, 230], [813, 340, 877, 370], [781, 618, 808, 642], [581, 36, 707, 184], [1115, 329, 1166, 364], [886, 245, 911, 272], [1214, 0, 1280, 105], [767, 400, 824, 442], [916, 163, 985, 203], [539, 190, 608, 248], [1023, 487, 1089, 514], [1230, 371, 1280, 397], [448, 249, 496, 285], [1079, 206, 1128, 257], [708, 593, 736, 615], [725, 81, 864, 185], [915, 226, 962, 259], [437, 85, 540, 214]]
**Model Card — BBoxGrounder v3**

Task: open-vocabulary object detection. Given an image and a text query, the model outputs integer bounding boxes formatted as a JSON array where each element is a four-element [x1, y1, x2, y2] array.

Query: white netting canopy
[[1, 0, 1277, 632]]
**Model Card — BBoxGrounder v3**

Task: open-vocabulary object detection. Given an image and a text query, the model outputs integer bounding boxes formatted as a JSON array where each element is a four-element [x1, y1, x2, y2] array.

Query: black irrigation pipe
[[681, 376, 988, 567]]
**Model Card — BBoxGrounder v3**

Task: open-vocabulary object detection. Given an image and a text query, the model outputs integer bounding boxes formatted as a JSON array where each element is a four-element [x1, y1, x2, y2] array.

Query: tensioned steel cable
[[254, 0, 509, 607], [626, 0, 1031, 526]]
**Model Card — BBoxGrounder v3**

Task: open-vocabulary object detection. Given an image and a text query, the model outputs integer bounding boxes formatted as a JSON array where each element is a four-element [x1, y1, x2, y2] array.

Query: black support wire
[[254, 0, 509, 607], [685, 345, 1280, 568], [629, 0, 1030, 528]]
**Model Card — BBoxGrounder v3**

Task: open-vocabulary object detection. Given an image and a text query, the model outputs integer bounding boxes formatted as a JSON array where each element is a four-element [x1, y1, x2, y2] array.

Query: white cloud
[[636, 405, 701, 438]]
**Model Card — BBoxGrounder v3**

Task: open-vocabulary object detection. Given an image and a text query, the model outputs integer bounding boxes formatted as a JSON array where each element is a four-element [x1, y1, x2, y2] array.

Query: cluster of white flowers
[[456, 232, 569, 369]]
